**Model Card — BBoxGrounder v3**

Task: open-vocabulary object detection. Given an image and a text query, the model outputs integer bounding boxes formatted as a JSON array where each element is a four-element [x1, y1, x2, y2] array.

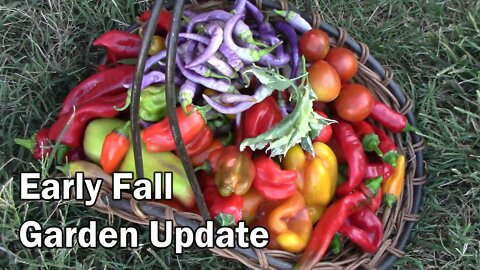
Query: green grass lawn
[[1, 0, 479, 269]]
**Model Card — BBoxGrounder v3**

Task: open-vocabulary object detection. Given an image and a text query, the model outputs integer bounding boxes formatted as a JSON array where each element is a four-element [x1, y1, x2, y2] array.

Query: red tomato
[[299, 29, 331, 62], [333, 83, 374, 122], [325, 47, 358, 82], [313, 111, 333, 143], [308, 61, 341, 102]]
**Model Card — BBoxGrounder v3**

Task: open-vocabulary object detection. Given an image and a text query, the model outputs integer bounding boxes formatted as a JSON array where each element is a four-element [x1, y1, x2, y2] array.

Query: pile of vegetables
[[17, 1, 416, 268]]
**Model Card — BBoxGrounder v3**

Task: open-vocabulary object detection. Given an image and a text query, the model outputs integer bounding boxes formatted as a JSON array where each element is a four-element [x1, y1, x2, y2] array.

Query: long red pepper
[[294, 177, 382, 270], [142, 105, 207, 152], [352, 121, 382, 156], [368, 187, 382, 213], [93, 30, 142, 63], [184, 126, 214, 156], [49, 92, 128, 148], [332, 120, 367, 196], [100, 121, 131, 174], [253, 156, 298, 200], [338, 207, 383, 253], [365, 163, 394, 180], [60, 65, 134, 115], [139, 9, 173, 33], [15, 128, 52, 160], [370, 99, 415, 133], [371, 124, 399, 167]]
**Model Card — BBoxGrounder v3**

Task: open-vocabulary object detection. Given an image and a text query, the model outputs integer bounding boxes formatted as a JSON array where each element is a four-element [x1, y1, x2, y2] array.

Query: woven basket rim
[[88, 1, 426, 269]]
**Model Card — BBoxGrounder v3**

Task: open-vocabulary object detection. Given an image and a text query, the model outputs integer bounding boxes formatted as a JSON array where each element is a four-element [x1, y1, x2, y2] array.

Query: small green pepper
[[139, 85, 167, 122]]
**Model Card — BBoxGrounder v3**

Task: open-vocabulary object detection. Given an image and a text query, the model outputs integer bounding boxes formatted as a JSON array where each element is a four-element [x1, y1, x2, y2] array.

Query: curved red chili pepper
[[190, 139, 224, 167], [60, 65, 134, 116], [365, 163, 394, 180], [368, 187, 382, 213], [338, 208, 383, 253], [139, 9, 172, 33], [352, 121, 382, 156], [253, 155, 298, 200], [370, 99, 413, 133], [295, 177, 382, 270], [142, 105, 206, 152], [332, 120, 367, 196], [93, 30, 142, 62], [49, 92, 128, 148], [100, 121, 131, 174]]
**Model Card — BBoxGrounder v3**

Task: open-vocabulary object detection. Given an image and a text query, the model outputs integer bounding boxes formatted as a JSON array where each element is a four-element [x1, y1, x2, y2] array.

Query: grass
[[1, 0, 479, 269]]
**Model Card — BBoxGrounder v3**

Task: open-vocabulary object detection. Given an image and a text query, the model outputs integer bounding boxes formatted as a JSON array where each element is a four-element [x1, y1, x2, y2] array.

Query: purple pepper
[[233, 0, 247, 14], [203, 85, 274, 114], [179, 79, 197, 112], [176, 54, 234, 93], [245, 1, 264, 23], [275, 21, 299, 78], [197, 43, 236, 78], [186, 25, 223, 68], [144, 50, 167, 71], [123, 71, 165, 90], [216, 93, 257, 103], [274, 10, 312, 33]]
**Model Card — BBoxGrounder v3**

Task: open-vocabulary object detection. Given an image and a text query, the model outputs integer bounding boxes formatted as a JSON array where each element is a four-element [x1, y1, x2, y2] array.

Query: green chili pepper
[[139, 85, 167, 122]]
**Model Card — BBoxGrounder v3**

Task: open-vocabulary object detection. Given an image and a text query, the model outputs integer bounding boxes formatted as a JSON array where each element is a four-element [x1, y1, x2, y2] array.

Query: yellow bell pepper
[[283, 142, 338, 222]]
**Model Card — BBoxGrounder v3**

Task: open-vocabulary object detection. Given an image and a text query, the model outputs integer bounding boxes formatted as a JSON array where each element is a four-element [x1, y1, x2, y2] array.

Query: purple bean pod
[[216, 93, 257, 103], [197, 43, 236, 78], [178, 33, 244, 71], [186, 25, 223, 68], [176, 54, 234, 93], [274, 10, 312, 33], [233, 0, 247, 14], [179, 79, 197, 112], [275, 21, 299, 78], [224, 14, 280, 63], [144, 50, 167, 71]]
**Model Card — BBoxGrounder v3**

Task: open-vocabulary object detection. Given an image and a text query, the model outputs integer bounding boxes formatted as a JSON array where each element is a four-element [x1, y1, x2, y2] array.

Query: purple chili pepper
[[245, 1, 264, 23], [197, 43, 236, 78], [224, 14, 280, 63], [216, 93, 257, 103], [274, 10, 312, 33], [203, 85, 273, 114], [144, 50, 167, 71], [275, 21, 299, 78], [186, 25, 223, 68], [178, 33, 244, 71], [233, 0, 247, 14], [176, 54, 234, 93], [123, 71, 165, 90], [179, 79, 197, 112], [182, 40, 229, 80]]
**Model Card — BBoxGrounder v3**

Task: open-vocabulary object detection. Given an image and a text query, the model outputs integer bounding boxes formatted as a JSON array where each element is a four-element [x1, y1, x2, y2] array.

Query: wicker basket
[[90, 0, 426, 269]]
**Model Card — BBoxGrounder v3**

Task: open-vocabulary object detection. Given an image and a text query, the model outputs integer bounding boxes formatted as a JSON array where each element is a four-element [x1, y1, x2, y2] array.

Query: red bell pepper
[[214, 146, 255, 197], [190, 139, 224, 167], [60, 65, 134, 115], [352, 120, 382, 156], [139, 9, 172, 33], [313, 110, 333, 143], [243, 96, 282, 139], [93, 30, 142, 63], [142, 105, 207, 152], [294, 177, 382, 270], [204, 185, 243, 223], [371, 124, 400, 167], [49, 92, 128, 148], [369, 99, 416, 133], [332, 120, 367, 196], [184, 126, 214, 156], [100, 121, 131, 174], [338, 207, 383, 253], [253, 155, 298, 200], [365, 163, 394, 180]]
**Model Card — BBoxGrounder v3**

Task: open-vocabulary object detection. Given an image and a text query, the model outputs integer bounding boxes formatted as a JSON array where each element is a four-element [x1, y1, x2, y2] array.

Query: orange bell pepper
[[254, 191, 312, 253], [283, 143, 338, 222]]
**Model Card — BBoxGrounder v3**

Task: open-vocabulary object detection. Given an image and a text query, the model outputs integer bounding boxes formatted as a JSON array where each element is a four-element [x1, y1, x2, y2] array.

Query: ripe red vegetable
[[334, 83, 374, 122], [313, 110, 333, 143], [100, 121, 130, 174], [253, 156, 298, 200], [93, 30, 142, 63], [139, 9, 173, 33], [299, 29, 330, 62], [308, 61, 341, 102], [325, 47, 358, 82], [243, 96, 282, 139]]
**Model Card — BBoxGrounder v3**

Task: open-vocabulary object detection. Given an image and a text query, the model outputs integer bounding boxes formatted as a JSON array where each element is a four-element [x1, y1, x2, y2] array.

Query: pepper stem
[[15, 137, 36, 151], [257, 41, 283, 58], [115, 90, 131, 111], [55, 145, 70, 164], [404, 123, 420, 134], [362, 134, 383, 157], [384, 194, 398, 208], [329, 233, 343, 255], [193, 161, 212, 173], [115, 121, 131, 138], [195, 104, 213, 121], [365, 176, 383, 196], [215, 212, 236, 227], [383, 151, 399, 167]]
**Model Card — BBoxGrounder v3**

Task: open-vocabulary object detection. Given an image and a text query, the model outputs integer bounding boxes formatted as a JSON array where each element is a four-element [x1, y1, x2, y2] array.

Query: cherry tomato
[[313, 111, 333, 143], [308, 61, 341, 102], [325, 47, 358, 82], [333, 83, 374, 122], [299, 29, 331, 62]]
